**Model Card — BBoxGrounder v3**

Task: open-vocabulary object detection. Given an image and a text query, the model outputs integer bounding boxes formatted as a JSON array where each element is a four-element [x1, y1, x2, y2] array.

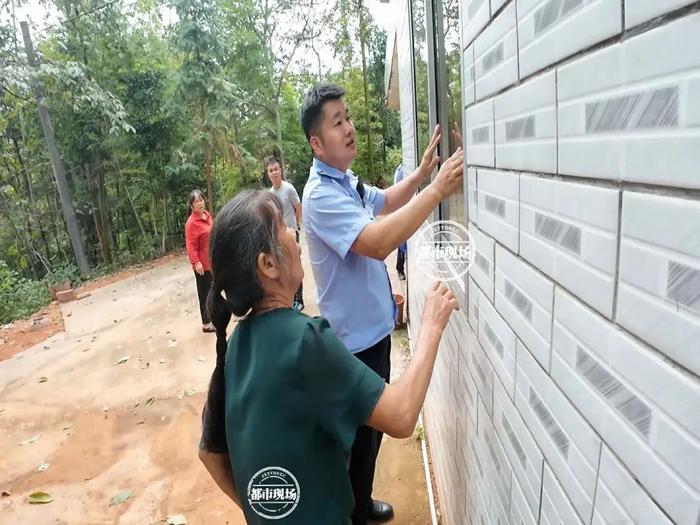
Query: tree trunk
[[21, 22, 90, 276], [358, 0, 375, 181], [205, 146, 214, 214]]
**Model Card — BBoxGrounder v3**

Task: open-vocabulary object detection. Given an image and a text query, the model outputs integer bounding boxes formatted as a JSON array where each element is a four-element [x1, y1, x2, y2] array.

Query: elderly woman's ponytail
[[200, 288, 232, 452], [199, 189, 285, 453]]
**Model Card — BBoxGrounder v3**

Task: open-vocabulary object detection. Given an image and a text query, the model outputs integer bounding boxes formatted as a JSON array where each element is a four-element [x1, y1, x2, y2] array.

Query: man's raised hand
[[433, 147, 464, 200], [418, 125, 441, 179]]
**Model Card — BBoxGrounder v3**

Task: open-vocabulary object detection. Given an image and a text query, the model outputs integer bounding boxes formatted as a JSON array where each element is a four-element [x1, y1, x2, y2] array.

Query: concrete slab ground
[[0, 232, 429, 524]]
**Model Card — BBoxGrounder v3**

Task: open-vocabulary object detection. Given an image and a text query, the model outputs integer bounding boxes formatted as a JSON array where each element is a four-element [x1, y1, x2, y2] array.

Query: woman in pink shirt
[[185, 190, 215, 332]]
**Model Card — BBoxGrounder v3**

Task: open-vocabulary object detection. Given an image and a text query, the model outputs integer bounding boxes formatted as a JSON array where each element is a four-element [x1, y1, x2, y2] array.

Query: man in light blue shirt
[[301, 83, 464, 525]]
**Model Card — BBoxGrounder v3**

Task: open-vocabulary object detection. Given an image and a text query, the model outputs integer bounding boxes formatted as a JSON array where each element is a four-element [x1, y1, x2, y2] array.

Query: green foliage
[[0, 260, 51, 324], [0, 0, 398, 321]]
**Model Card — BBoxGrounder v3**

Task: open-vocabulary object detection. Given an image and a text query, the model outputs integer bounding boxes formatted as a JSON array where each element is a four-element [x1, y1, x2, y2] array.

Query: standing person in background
[[301, 83, 464, 524], [393, 163, 407, 280], [267, 156, 305, 311], [185, 189, 215, 333]]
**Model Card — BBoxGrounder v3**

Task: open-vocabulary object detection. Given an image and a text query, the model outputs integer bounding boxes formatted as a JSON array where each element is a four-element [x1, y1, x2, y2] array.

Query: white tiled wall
[[624, 0, 698, 28], [476, 168, 519, 251], [468, 222, 495, 301], [494, 70, 556, 172], [515, 342, 601, 522], [519, 175, 619, 318], [552, 288, 700, 523], [616, 191, 700, 376], [592, 446, 673, 525], [474, 2, 519, 99], [517, 0, 621, 78], [394, 0, 700, 522], [495, 245, 554, 370], [558, 12, 700, 188], [465, 98, 495, 166]]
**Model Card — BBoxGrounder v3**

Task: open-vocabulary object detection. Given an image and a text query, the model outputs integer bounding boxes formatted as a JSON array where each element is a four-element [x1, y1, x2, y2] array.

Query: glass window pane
[[412, 0, 431, 192], [441, 0, 465, 225]]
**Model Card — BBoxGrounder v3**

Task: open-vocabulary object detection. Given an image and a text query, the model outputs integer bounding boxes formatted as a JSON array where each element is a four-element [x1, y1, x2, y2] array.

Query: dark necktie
[[355, 178, 366, 207]]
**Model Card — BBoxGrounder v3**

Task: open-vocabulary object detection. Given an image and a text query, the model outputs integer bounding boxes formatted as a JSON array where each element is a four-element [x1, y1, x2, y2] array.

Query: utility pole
[[21, 21, 90, 276]]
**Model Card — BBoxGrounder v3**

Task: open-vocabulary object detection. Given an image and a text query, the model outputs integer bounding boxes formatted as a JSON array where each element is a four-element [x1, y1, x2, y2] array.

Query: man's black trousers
[[350, 334, 391, 525]]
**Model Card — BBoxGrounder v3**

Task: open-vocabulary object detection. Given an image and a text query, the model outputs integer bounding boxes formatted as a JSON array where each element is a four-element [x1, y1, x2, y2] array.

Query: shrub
[[0, 260, 51, 324]]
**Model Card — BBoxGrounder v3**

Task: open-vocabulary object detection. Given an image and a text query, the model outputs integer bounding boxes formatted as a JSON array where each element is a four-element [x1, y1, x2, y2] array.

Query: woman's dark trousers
[[194, 270, 212, 324]]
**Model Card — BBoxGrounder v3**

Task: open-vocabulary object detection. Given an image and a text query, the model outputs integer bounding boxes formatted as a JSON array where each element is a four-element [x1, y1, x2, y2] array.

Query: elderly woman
[[198, 189, 458, 523], [185, 190, 215, 333]]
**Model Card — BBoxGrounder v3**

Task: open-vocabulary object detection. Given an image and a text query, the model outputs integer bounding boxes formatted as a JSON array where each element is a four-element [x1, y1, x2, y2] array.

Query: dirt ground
[[0, 252, 184, 362], [0, 235, 430, 524]]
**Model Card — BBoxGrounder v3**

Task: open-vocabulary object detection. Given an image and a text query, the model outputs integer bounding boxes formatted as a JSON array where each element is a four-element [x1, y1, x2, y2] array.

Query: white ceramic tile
[[467, 167, 478, 224], [515, 341, 601, 522], [617, 192, 700, 376], [494, 378, 544, 517], [592, 447, 673, 525], [457, 345, 480, 429], [467, 275, 480, 332], [478, 398, 513, 522], [495, 245, 554, 370], [510, 475, 538, 525], [552, 288, 700, 524], [469, 222, 495, 302], [466, 310, 495, 415], [462, 0, 491, 48], [474, 2, 518, 99], [465, 98, 495, 166], [540, 463, 584, 525], [495, 70, 557, 172], [478, 284, 517, 397], [464, 44, 476, 107], [491, 0, 509, 13], [477, 169, 519, 252], [625, 0, 697, 28], [557, 12, 700, 188], [519, 175, 619, 319], [518, 0, 621, 78]]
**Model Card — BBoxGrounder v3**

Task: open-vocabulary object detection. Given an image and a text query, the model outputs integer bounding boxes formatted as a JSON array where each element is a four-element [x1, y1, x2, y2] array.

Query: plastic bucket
[[394, 293, 405, 329]]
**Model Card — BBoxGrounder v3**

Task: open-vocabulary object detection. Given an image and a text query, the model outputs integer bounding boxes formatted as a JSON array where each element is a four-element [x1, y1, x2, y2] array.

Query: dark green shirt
[[224, 308, 385, 524]]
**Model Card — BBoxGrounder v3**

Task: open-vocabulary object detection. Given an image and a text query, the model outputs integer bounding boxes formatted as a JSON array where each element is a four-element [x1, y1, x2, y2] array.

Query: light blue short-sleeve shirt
[[302, 158, 396, 353]]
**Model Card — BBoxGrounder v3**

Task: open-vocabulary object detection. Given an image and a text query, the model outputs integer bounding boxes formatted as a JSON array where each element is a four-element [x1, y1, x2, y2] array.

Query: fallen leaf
[[1, 490, 11, 497], [37, 463, 49, 472], [113, 356, 131, 366], [145, 397, 155, 406], [20, 434, 40, 446], [109, 489, 134, 506], [81, 348, 90, 352], [38, 377, 48, 383], [137, 419, 145, 425], [27, 491, 53, 504], [184, 388, 195, 397], [166, 514, 187, 525], [62, 424, 72, 431]]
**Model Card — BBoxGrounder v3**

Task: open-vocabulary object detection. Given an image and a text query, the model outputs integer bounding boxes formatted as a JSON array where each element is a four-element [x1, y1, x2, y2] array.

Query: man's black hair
[[300, 83, 346, 141], [266, 155, 282, 167]]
